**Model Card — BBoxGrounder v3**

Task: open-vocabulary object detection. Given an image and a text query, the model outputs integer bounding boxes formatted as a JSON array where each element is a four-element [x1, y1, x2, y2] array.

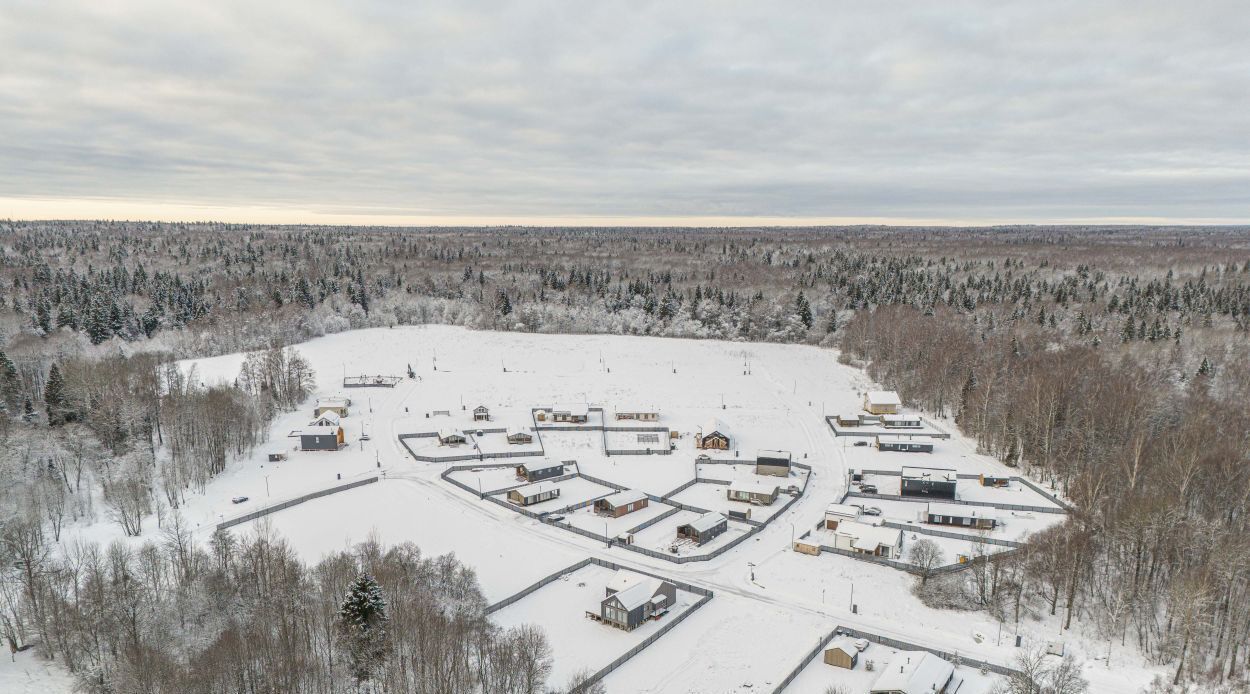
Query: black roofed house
[[677, 512, 728, 545], [901, 466, 958, 499], [697, 419, 731, 450], [473, 405, 490, 421], [595, 489, 649, 517], [507, 482, 560, 506], [882, 414, 923, 429], [516, 460, 564, 483], [506, 427, 533, 444], [598, 570, 677, 631], [756, 449, 792, 477], [300, 425, 343, 451], [438, 428, 467, 446], [877, 436, 934, 453], [926, 502, 999, 530]]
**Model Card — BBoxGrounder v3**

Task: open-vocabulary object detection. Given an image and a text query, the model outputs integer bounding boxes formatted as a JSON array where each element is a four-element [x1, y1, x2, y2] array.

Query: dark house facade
[[516, 461, 564, 483], [677, 513, 729, 545], [755, 450, 792, 477], [900, 466, 957, 499]]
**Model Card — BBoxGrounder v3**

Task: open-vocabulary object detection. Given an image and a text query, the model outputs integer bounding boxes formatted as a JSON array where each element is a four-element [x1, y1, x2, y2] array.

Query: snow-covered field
[[783, 642, 1007, 694], [35, 325, 1165, 693]]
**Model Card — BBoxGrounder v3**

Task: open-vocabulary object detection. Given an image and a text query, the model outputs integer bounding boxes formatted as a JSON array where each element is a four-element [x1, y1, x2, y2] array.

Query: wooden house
[[300, 426, 343, 451], [832, 520, 903, 559], [677, 513, 728, 545], [551, 404, 589, 423], [901, 466, 957, 499], [824, 503, 861, 530], [823, 637, 860, 669], [835, 413, 861, 427], [438, 428, 467, 446], [595, 490, 649, 517], [697, 419, 731, 450], [727, 481, 779, 506], [926, 502, 999, 530], [876, 436, 934, 453], [310, 411, 341, 428], [869, 651, 954, 694], [506, 427, 533, 444], [516, 460, 564, 483], [597, 571, 677, 631], [473, 405, 490, 422], [507, 483, 560, 506], [863, 391, 902, 415], [755, 449, 792, 477], [314, 397, 350, 418]]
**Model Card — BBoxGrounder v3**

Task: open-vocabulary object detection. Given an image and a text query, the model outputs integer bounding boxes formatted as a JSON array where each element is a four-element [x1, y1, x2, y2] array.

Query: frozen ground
[[851, 497, 1065, 543], [0, 649, 76, 694], [34, 326, 1166, 693], [564, 498, 674, 537], [856, 473, 1064, 510], [670, 481, 791, 522], [783, 642, 1007, 694]]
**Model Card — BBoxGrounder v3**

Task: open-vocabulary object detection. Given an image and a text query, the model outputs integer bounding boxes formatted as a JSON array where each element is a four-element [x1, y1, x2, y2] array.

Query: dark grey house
[[900, 466, 957, 499], [756, 449, 792, 477], [877, 436, 935, 453], [516, 460, 564, 482], [677, 512, 728, 545], [300, 426, 342, 451], [598, 571, 677, 631]]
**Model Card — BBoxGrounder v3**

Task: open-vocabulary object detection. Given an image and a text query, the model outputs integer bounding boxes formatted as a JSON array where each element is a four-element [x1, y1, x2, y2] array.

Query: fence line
[[397, 432, 545, 463], [216, 476, 379, 530], [844, 491, 1066, 515], [883, 521, 1024, 548]]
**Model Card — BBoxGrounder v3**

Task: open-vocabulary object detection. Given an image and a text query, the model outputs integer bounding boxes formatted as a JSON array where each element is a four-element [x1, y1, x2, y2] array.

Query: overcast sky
[[1, 1, 1247, 225]]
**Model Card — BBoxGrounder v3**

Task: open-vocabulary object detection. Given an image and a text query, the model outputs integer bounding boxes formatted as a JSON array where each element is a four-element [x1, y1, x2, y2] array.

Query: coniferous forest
[[1, 221, 1249, 692]]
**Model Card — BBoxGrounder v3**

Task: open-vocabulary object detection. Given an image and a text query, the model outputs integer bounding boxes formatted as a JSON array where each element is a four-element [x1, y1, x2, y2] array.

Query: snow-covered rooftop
[[600, 489, 648, 507], [877, 435, 930, 445], [521, 460, 564, 473], [882, 413, 921, 422], [757, 449, 791, 461], [685, 512, 727, 533], [869, 650, 954, 694], [302, 426, 338, 436], [865, 390, 902, 406], [702, 418, 728, 436], [837, 520, 902, 552], [901, 466, 956, 481], [728, 480, 779, 496], [825, 503, 861, 519], [927, 502, 998, 520], [512, 482, 557, 497]]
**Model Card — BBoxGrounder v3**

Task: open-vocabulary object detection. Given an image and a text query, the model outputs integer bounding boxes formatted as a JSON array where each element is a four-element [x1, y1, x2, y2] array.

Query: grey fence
[[883, 521, 1024, 548], [216, 476, 379, 530], [825, 415, 952, 439], [845, 490, 1066, 515], [624, 504, 683, 535], [397, 432, 545, 463], [605, 447, 673, 456]]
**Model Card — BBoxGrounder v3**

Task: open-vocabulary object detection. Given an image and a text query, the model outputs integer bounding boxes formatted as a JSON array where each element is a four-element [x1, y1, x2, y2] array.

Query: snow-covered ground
[[0, 649, 77, 694], [35, 325, 1169, 693], [783, 642, 1007, 694]]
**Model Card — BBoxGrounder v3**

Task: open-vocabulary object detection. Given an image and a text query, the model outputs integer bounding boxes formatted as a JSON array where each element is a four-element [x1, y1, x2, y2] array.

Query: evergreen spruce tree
[[795, 292, 813, 330], [45, 362, 70, 425], [338, 573, 389, 687], [1197, 358, 1214, 378], [0, 350, 19, 412]]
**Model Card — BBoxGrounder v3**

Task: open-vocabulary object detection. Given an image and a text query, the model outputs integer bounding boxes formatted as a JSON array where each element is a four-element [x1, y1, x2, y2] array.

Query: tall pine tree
[[45, 362, 70, 425], [338, 573, 389, 687]]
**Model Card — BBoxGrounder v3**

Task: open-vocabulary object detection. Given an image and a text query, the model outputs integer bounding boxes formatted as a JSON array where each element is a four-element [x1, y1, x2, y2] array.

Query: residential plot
[[604, 428, 671, 453], [628, 510, 750, 556], [564, 498, 674, 538], [576, 454, 693, 497], [782, 642, 1007, 694], [669, 481, 791, 522], [855, 497, 1064, 543], [472, 430, 543, 456], [501, 475, 616, 513], [446, 464, 533, 494], [490, 564, 701, 687]]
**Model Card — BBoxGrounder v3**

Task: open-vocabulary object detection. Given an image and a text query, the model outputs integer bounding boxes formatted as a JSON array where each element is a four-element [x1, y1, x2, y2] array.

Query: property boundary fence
[[844, 490, 1066, 515], [883, 521, 1024, 548], [825, 415, 952, 439], [216, 475, 379, 531], [484, 557, 714, 693], [397, 432, 545, 463], [768, 624, 1020, 694]]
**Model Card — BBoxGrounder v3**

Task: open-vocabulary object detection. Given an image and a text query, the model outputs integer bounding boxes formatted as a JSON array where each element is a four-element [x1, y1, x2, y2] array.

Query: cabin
[[881, 414, 922, 429], [677, 513, 728, 545], [310, 411, 341, 428], [863, 390, 902, 415], [824, 503, 861, 530], [267, 450, 288, 462], [833, 520, 903, 559], [595, 489, 649, 517], [516, 460, 565, 483], [597, 571, 677, 631], [727, 481, 779, 506], [877, 436, 934, 453], [823, 637, 860, 669], [755, 449, 792, 477], [901, 466, 958, 499], [835, 413, 861, 426], [506, 427, 533, 444], [300, 426, 343, 451], [869, 651, 954, 694], [926, 502, 999, 530], [550, 404, 590, 423], [615, 407, 659, 422], [507, 483, 560, 506], [473, 405, 490, 422], [980, 474, 1011, 488], [438, 428, 467, 446], [698, 419, 731, 450], [314, 397, 350, 418]]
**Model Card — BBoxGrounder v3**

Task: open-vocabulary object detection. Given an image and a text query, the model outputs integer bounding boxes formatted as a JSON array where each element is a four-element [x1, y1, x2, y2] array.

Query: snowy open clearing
[[32, 325, 1168, 693]]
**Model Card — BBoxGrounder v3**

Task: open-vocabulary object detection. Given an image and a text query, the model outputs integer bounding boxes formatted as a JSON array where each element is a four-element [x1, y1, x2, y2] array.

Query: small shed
[[599, 571, 677, 631], [473, 405, 491, 422], [506, 427, 533, 444], [755, 449, 792, 477], [438, 428, 467, 446], [877, 436, 934, 453], [507, 483, 560, 506], [727, 481, 779, 506], [835, 413, 861, 426], [267, 450, 288, 462], [980, 474, 1011, 488], [823, 637, 860, 669], [516, 460, 564, 483], [595, 490, 649, 518], [901, 466, 958, 499], [314, 397, 350, 418], [677, 512, 728, 545], [300, 426, 343, 451], [698, 419, 731, 450], [926, 502, 999, 530], [863, 391, 902, 415]]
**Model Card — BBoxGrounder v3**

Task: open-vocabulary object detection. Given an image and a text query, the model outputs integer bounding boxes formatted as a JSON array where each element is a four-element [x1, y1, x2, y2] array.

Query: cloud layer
[[2, 0, 1248, 223]]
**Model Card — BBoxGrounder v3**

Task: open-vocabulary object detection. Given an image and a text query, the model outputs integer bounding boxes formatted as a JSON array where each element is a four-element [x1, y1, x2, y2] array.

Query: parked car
[[696, 453, 711, 461], [231, 496, 249, 504], [859, 485, 879, 494], [547, 515, 565, 523], [862, 507, 883, 516], [853, 440, 869, 447]]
